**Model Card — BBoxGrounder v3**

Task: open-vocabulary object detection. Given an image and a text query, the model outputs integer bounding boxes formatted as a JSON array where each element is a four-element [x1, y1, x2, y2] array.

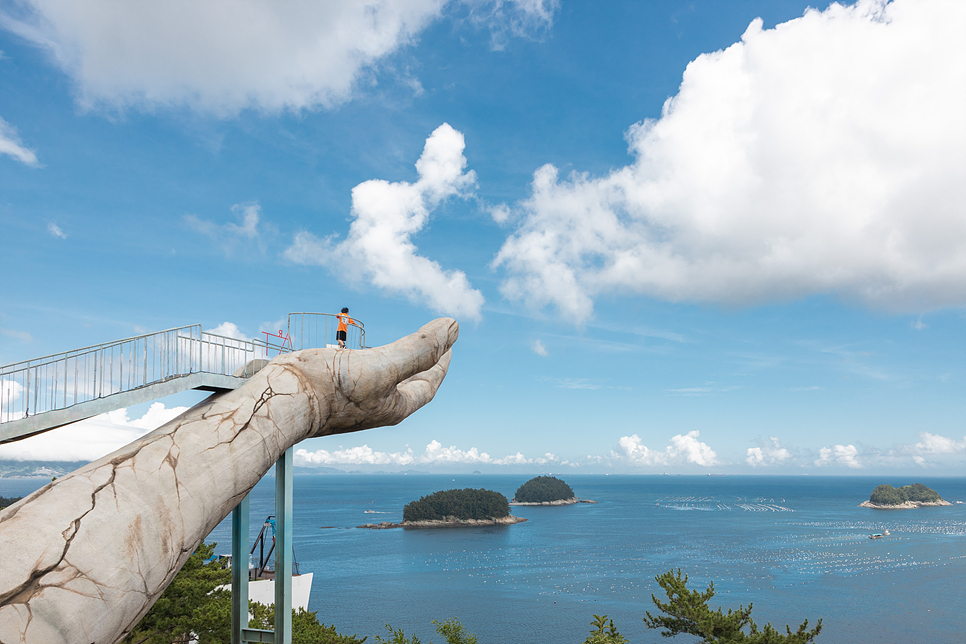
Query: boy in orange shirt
[[336, 307, 355, 349]]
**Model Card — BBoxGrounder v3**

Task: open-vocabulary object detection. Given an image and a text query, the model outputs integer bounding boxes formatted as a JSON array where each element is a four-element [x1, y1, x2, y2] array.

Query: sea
[[2, 474, 964, 643]]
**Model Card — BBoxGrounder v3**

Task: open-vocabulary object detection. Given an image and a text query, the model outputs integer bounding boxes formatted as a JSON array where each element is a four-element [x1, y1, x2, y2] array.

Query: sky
[[0, 0, 964, 475]]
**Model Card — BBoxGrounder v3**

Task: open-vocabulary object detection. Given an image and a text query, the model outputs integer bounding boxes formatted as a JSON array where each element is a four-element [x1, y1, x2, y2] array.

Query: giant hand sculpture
[[0, 318, 458, 644]]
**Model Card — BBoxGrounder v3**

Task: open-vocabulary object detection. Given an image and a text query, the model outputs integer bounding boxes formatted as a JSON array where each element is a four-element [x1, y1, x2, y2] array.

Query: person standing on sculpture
[[336, 307, 355, 349]]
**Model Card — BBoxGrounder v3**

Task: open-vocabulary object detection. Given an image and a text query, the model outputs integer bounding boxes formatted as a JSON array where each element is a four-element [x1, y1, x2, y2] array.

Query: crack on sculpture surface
[[0, 318, 458, 644], [0, 461, 117, 608]]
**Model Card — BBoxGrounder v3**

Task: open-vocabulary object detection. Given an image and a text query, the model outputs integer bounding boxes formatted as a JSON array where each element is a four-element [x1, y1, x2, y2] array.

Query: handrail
[[0, 313, 366, 428], [0, 324, 202, 372], [286, 312, 366, 351]]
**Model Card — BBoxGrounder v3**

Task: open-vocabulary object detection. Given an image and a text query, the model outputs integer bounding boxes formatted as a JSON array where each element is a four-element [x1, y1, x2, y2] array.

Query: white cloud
[[465, 0, 559, 51], [616, 430, 718, 467], [746, 436, 792, 467], [0, 379, 25, 422], [284, 123, 485, 320], [185, 202, 266, 255], [493, 0, 966, 323], [531, 339, 548, 356], [207, 322, 252, 342], [1, 0, 445, 115], [296, 439, 535, 467], [489, 203, 511, 224], [912, 432, 966, 455], [542, 377, 600, 390], [0, 328, 33, 343], [815, 444, 862, 469], [616, 434, 667, 466], [0, 1, 558, 115], [296, 444, 416, 466], [668, 430, 718, 466], [0, 402, 187, 461], [0, 116, 39, 166], [419, 439, 491, 464], [46, 222, 66, 239]]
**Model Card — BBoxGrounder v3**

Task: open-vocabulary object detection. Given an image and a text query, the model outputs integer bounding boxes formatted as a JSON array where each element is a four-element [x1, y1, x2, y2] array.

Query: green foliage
[[869, 483, 942, 505], [0, 495, 23, 510], [583, 615, 629, 644], [123, 542, 232, 644], [643, 569, 822, 644], [402, 488, 509, 522], [248, 602, 368, 643], [125, 541, 365, 644], [431, 619, 478, 644], [375, 619, 476, 644], [869, 484, 903, 505], [375, 625, 422, 644], [898, 483, 941, 503], [514, 476, 575, 503]]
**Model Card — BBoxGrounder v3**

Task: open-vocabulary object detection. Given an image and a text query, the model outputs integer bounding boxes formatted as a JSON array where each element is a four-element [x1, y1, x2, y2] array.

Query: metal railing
[[0, 313, 366, 427], [287, 312, 365, 351], [2, 327, 266, 424]]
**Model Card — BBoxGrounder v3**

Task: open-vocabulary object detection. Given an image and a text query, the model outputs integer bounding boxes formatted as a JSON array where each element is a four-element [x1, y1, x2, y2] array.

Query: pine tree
[[643, 569, 822, 644]]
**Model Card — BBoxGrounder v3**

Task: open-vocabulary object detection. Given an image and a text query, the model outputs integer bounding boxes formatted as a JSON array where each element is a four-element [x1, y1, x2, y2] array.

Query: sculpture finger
[[388, 348, 453, 421], [376, 317, 459, 384], [324, 348, 452, 434]]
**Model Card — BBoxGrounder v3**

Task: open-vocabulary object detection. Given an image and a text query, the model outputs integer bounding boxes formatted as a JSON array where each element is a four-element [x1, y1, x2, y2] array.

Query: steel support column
[[274, 447, 294, 644], [231, 494, 250, 644]]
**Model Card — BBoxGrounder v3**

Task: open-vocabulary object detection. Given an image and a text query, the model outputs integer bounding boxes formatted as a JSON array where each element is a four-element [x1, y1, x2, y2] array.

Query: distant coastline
[[509, 497, 597, 506], [859, 499, 952, 509], [357, 515, 527, 529]]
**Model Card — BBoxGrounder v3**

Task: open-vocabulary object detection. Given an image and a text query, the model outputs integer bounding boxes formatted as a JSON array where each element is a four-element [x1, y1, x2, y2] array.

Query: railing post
[[232, 494, 251, 644], [274, 448, 293, 644]]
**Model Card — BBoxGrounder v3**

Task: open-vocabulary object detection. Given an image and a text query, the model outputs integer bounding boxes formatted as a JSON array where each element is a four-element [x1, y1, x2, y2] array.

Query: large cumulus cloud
[[284, 123, 485, 320], [493, 0, 966, 323], [0, 0, 558, 114]]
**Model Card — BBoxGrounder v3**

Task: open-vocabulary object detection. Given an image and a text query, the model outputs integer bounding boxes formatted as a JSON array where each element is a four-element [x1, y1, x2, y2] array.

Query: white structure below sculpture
[[0, 318, 458, 644]]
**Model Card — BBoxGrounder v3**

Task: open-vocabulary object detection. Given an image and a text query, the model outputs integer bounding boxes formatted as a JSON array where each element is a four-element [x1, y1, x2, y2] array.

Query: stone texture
[[0, 318, 458, 644]]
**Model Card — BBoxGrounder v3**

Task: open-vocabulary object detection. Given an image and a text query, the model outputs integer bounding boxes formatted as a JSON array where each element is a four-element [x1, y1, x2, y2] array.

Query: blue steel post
[[275, 448, 293, 644], [231, 494, 250, 644]]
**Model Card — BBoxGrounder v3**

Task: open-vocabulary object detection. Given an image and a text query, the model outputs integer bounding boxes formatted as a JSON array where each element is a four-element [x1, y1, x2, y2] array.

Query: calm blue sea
[[3, 474, 964, 643]]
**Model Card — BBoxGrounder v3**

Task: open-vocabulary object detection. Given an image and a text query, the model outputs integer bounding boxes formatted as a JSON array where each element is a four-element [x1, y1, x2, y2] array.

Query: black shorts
[[336, 330, 347, 341]]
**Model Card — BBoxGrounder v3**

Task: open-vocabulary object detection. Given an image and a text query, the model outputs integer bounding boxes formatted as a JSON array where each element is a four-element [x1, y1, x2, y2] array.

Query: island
[[358, 488, 526, 529], [510, 475, 596, 505], [859, 483, 952, 509]]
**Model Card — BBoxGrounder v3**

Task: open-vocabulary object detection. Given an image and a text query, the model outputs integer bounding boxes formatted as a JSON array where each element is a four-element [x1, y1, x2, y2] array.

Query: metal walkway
[[0, 312, 364, 444]]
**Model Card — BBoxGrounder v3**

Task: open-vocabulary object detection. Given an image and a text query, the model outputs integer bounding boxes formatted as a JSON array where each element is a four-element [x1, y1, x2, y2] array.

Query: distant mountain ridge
[[0, 461, 434, 479], [0, 460, 88, 478]]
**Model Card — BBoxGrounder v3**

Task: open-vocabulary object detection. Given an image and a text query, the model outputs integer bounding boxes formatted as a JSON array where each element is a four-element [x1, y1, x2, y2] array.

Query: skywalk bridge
[[1, 312, 365, 643], [0, 312, 365, 444]]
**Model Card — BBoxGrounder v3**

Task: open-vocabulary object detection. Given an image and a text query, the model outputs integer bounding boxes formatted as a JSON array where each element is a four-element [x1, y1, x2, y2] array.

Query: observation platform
[[0, 312, 364, 444]]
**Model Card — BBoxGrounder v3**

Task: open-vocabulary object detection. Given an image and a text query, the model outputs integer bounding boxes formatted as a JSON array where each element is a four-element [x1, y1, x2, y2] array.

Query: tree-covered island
[[511, 475, 595, 505], [859, 483, 951, 509], [359, 488, 526, 529]]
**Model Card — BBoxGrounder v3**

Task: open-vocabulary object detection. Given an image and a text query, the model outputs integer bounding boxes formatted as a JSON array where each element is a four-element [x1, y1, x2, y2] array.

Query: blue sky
[[0, 0, 963, 474]]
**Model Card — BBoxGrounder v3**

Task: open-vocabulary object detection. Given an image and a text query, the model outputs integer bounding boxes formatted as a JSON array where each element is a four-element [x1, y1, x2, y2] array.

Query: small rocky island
[[510, 475, 596, 506], [859, 483, 951, 509], [358, 488, 526, 529]]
